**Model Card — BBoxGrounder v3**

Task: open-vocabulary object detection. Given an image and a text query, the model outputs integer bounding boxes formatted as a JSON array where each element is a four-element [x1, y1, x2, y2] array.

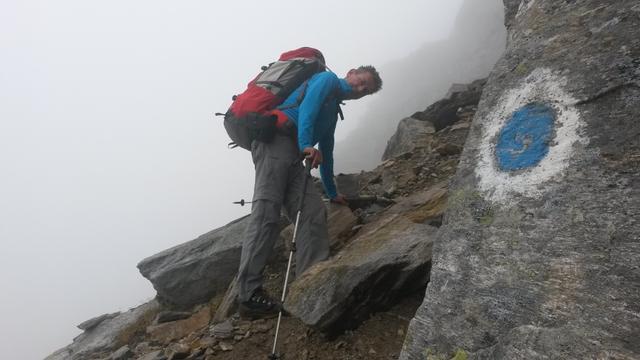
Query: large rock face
[[401, 1, 640, 359]]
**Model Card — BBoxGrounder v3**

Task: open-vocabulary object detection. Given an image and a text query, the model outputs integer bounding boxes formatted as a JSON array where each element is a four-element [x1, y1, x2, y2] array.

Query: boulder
[[45, 300, 159, 360], [137, 216, 250, 307], [284, 187, 447, 335], [334, 173, 362, 198], [400, 1, 640, 359], [382, 117, 436, 161], [410, 78, 485, 131]]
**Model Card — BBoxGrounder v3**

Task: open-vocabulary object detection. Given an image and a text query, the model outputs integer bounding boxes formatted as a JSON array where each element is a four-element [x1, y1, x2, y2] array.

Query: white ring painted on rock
[[475, 68, 588, 203]]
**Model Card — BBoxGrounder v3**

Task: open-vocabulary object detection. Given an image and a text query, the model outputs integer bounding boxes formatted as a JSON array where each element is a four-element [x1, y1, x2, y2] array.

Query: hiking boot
[[239, 288, 282, 319]]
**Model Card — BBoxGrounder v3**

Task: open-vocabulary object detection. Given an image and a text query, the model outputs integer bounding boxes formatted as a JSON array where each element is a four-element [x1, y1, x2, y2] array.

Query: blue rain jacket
[[279, 72, 352, 199]]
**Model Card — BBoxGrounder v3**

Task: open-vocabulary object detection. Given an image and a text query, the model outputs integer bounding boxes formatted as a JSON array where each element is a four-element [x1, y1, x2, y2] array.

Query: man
[[236, 66, 382, 318]]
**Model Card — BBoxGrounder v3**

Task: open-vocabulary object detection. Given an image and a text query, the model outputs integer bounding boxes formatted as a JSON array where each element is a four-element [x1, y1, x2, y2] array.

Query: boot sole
[[238, 306, 281, 320]]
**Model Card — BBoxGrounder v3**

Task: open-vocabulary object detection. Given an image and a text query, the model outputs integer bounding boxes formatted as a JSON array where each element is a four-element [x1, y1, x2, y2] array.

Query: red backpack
[[220, 47, 327, 150]]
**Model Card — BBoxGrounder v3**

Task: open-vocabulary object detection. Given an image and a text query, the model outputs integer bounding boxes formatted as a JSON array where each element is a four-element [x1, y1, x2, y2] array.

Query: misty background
[[0, 1, 504, 359]]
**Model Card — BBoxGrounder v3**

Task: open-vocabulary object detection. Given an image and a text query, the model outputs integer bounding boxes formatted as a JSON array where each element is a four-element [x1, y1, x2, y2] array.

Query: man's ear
[[346, 68, 356, 77]]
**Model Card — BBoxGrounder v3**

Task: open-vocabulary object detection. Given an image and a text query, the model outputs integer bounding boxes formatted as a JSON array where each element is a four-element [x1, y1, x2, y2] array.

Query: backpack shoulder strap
[[278, 81, 310, 111]]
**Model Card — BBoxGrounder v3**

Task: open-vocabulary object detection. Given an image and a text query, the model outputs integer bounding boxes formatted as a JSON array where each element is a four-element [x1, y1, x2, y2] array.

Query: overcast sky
[[0, 1, 467, 358]]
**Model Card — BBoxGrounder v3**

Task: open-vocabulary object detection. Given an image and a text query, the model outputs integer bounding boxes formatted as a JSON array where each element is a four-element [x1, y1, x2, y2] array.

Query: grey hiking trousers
[[237, 134, 330, 302]]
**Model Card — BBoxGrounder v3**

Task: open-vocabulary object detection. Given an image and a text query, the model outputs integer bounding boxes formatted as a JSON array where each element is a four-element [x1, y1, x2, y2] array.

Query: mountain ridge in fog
[[335, 0, 506, 172]]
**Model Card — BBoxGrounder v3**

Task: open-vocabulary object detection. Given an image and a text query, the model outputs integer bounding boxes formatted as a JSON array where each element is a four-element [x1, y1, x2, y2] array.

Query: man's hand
[[331, 194, 349, 206], [303, 147, 323, 168]]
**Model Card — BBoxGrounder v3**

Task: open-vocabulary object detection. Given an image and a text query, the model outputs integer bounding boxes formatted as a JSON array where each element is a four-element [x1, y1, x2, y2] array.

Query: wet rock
[[400, 1, 640, 359], [137, 216, 250, 307], [147, 306, 211, 344], [45, 300, 159, 360]]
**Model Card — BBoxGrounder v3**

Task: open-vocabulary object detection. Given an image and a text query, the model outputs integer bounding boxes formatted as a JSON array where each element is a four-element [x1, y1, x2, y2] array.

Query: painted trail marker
[[496, 103, 556, 171], [476, 68, 588, 203]]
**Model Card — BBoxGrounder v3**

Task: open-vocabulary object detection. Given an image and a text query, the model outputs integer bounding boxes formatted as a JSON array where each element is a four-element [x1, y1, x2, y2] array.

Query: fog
[[0, 1, 503, 358], [337, 0, 507, 171]]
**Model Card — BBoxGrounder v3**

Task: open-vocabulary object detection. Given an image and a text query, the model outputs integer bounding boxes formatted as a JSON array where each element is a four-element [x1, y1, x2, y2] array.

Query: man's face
[[345, 69, 376, 100]]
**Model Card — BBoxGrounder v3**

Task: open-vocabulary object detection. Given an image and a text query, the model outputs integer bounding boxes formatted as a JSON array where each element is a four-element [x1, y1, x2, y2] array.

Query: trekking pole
[[268, 159, 313, 360]]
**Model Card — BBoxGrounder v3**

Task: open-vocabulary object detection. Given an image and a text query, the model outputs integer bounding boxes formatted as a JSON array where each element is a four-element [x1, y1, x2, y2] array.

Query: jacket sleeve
[[297, 73, 337, 150], [319, 123, 338, 199]]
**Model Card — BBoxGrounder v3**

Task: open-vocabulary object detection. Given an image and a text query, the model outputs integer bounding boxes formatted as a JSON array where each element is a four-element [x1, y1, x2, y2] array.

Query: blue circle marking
[[496, 103, 556, 171]]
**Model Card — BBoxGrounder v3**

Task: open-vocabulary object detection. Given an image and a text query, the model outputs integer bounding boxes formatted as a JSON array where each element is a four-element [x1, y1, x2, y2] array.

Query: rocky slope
[[45, 80, 481, 360], [400, 1, 640, 359], [45, 2, 640, 359]]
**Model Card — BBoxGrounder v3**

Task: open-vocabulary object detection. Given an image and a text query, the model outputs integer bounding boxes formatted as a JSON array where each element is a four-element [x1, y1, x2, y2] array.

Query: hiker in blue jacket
[[237, 66, 382, 319]]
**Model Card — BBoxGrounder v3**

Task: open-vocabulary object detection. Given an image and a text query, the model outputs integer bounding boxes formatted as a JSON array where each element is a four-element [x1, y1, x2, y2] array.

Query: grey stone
[[155, 311, 192, 324], [165, 343, 190, 360], [137, 216, 250, 307], [382, 117, 435, 161], [284, 190, 443, 334], [45, 300, 159, 360], [410, 78, 486, 132], [77, 312, 120, 331], [210, 319, 234, 339], [110, 345, 132, 360], [334, 173, 361, 198], [280, 202, 358, 254], [211, 274, 239, 323], [435, 143, 462, 156], [400, 1, 640, 359]]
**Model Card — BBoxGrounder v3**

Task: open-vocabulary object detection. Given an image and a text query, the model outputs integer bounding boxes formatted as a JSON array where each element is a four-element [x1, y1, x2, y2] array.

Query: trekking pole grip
[[296, 159, 312, 212]]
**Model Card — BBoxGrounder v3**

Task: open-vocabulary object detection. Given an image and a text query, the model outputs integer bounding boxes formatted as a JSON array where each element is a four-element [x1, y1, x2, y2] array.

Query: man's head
[[344, 65, 382, 100]]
